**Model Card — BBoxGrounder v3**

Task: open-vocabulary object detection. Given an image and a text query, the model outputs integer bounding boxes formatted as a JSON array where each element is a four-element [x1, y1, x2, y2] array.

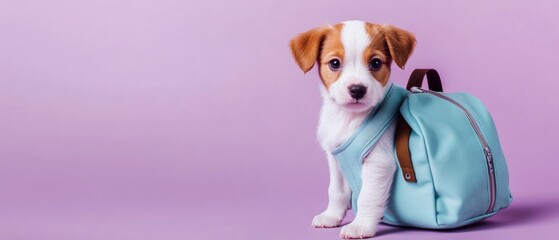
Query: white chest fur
[[317, 97, 370, 151]]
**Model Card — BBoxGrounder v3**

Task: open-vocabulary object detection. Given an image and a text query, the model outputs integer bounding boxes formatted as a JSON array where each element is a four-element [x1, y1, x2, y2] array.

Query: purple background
[[1, 0, 559, 239]]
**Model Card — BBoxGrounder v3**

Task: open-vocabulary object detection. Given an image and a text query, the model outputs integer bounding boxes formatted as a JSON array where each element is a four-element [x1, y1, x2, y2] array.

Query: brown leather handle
[[395, 68, 444, 183], [406, 69, 443, 92]]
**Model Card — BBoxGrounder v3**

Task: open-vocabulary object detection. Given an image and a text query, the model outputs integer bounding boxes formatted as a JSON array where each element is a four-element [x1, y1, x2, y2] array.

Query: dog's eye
[[328, 59, 341, 71], [369, 58, 382, 71]]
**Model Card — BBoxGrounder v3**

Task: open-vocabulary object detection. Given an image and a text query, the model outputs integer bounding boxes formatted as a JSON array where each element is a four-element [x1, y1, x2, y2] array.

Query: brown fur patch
[[318, 24, 344, 89], [364, 23, 392, 86], [378, 24, 416, 69], [289, 26, 331, 73]]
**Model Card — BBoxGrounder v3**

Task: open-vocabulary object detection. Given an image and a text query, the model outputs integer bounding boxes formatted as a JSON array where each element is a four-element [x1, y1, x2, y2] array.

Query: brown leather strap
[[395, 117, 416, 182], [406, 69, 443, 91], [395, 69, 444, 182]]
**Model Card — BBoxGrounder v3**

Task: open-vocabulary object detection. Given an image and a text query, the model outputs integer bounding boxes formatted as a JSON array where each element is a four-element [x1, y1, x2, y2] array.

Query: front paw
[[340, 222, 376, 239], [311, 213, 343, 228]]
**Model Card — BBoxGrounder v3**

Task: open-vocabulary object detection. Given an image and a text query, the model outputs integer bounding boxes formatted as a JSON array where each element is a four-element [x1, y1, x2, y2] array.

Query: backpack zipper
[[411, 87, 496, 214]]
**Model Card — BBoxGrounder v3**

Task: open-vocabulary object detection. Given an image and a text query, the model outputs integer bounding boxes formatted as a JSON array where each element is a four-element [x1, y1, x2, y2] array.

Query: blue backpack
[[333, 69, 512, 229]]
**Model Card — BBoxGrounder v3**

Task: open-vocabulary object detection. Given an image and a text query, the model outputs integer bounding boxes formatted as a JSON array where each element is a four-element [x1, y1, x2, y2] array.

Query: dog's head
[[290, 20, 416, 112]]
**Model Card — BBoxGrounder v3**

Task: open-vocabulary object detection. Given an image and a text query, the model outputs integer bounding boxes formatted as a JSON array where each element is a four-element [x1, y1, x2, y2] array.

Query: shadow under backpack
[[332, 69, 512, 229]]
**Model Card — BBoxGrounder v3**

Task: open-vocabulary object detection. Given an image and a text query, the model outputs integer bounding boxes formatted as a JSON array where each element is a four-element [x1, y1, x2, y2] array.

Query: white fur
[[312, 20, 397, 239]]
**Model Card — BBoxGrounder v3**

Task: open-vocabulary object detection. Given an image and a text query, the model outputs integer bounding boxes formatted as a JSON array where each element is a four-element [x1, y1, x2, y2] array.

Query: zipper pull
[[410, 87, 424, 93], [484, 148, 494, 173]]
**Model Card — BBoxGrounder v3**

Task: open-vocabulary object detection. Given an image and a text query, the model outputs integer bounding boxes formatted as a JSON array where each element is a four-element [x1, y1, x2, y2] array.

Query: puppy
[[289, 20, 415, 239]]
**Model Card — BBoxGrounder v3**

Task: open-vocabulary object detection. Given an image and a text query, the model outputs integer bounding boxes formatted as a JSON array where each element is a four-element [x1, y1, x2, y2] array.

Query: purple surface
[[1, 0, 559, 239]]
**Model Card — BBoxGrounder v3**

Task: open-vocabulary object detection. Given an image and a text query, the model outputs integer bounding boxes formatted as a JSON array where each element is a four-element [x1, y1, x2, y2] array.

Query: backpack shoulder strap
[[332, 84, 408, 211]]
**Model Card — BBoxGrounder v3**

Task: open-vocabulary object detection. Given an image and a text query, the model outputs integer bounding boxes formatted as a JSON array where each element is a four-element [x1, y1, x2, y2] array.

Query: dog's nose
[[348, 84, 367, 100]]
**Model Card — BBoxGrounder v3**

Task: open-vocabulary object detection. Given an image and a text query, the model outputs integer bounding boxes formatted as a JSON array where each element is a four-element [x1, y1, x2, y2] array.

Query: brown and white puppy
[[289, 20, 415, 239]]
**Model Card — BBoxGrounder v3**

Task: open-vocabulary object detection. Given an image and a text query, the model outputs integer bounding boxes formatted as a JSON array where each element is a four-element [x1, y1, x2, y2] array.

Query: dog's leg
[[340, 127, 396, 239], [312, 153, 351, 228]]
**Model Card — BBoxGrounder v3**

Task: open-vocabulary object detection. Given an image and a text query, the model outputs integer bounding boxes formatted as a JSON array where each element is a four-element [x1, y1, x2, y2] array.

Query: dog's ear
[[289, 26, 330, 73], [382, 25, 416, 69]]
